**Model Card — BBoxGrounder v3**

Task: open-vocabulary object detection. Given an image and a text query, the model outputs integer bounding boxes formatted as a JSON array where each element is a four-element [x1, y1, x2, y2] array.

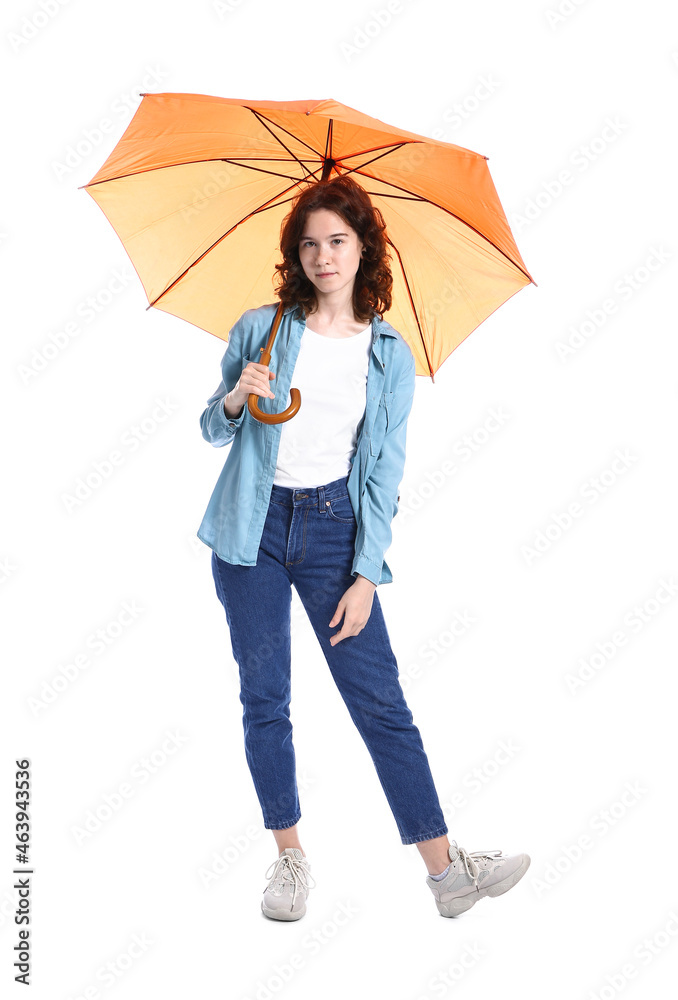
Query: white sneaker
[[426, 840, 530, 917], [261, 848, 316, 921]]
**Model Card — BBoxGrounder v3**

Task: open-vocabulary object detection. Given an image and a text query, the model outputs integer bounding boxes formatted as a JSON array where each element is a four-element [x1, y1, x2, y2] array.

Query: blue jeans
[[210, 473, 449, 846]]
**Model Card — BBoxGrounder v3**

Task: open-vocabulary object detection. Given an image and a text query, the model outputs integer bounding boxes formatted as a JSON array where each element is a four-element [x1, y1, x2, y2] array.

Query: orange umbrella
[[81, 93, 535, 388]]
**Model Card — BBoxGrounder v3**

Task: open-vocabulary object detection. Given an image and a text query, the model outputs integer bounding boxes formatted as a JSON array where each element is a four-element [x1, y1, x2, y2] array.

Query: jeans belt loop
[[318, 483, 326, 514]]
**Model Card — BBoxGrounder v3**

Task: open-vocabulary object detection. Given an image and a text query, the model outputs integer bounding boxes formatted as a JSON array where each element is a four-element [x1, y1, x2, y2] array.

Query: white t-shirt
[[273, 323, 372, 488]]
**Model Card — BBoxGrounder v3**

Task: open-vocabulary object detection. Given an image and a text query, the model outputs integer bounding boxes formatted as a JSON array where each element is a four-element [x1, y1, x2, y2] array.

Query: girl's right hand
[[228, 360, 276, 408]]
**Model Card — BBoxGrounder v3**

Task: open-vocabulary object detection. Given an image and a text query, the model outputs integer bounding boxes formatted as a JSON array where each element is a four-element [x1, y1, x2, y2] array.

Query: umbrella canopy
[[81, 93, 535, 378]]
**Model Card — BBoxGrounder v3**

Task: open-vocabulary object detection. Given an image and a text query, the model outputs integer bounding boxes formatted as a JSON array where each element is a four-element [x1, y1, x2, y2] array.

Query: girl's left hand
[[328, 577, 377, 645]]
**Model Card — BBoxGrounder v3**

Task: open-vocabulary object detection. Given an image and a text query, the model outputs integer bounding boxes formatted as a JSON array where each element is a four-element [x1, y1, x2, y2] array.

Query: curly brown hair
[[274, 174, 393, 325]]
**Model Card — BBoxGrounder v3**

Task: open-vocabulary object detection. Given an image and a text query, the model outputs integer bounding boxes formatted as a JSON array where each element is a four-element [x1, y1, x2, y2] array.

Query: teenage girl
[[199, 174, 530, 920]]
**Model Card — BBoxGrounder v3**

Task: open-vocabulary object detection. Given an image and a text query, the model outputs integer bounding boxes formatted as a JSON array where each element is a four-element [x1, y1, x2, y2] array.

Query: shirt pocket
[[369, 390, 394, 456]]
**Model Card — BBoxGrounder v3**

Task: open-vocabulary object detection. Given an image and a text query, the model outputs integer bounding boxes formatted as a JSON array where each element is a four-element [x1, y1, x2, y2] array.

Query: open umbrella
[[81, 93, 535, 423]]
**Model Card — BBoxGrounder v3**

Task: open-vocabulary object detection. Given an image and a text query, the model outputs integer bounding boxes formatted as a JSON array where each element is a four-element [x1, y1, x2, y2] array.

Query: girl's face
[[297, 208, 364, 301]]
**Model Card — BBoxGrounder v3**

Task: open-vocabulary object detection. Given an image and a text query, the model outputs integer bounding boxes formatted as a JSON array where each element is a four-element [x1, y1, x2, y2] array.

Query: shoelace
[[453, 846, 504, 892], [264, 854, 317, 907]]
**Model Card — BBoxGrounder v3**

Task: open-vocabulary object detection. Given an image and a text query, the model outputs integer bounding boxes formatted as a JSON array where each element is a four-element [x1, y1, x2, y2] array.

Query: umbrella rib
[[218, 158, 325, 184], [348, 167, 535, 286], [222, 140, 416, 163], [386, 238, 435, 382], [246, 108, 319, 186], [211, 156, 318, 161], [354, 192, 429, 201], [335, 140, 418, 162], [81, 157, 327, 191], [146, 175, 327, 308], [78, 158, 311, 188], [245, 108, 323, 158], [321, 119, 334, 180], [336, 142, 414, 177]]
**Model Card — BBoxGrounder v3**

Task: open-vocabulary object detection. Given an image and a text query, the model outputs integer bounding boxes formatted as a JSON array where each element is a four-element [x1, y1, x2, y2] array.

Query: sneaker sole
[[261, 900, 307, 921], [436, 853, 531, 918]]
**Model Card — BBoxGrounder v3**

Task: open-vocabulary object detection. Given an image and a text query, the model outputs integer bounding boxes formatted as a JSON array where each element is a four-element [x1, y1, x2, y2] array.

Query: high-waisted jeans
[[210, 473, 448, 846]]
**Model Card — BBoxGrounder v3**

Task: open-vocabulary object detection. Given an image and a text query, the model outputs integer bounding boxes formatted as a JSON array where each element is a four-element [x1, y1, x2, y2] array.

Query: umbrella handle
[[247, 301, 301, 424], [248, 384, 301, 424]]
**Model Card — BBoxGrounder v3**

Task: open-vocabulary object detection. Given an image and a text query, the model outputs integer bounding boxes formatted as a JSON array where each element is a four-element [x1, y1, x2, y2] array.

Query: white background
[[3, 0, 678, 997]]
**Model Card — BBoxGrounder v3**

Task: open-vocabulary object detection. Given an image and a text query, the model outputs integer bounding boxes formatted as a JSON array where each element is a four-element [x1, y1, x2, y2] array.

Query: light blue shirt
[[197, 301, 416, 586]]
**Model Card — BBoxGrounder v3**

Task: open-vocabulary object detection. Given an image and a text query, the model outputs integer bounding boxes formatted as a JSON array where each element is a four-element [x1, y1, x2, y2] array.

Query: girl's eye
[[302, 239, 344, 247]]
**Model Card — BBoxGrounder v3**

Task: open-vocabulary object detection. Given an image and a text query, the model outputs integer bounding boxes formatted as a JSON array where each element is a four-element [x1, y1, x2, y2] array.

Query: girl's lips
[[317, 272, 335, 277]]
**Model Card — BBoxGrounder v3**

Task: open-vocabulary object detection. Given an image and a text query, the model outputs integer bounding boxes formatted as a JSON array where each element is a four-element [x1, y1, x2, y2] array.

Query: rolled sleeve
[[199, 315, 247, 447]]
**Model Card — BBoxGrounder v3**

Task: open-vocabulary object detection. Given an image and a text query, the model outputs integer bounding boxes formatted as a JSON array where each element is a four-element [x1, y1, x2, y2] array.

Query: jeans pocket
[[325, 493, 357, 523]]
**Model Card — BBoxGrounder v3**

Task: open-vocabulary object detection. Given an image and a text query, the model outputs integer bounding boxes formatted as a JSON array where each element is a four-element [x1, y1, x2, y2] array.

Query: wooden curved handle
[[246, 301, 302, 424], [248, 385, 301, 424]]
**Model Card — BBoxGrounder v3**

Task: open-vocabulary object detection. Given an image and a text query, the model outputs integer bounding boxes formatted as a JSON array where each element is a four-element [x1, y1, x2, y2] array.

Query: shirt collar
[[283, 303, 398, 338]]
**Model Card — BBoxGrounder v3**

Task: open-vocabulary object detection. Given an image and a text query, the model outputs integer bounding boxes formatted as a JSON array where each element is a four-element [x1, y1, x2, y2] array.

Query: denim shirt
[[197, 301, 416, 586]]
